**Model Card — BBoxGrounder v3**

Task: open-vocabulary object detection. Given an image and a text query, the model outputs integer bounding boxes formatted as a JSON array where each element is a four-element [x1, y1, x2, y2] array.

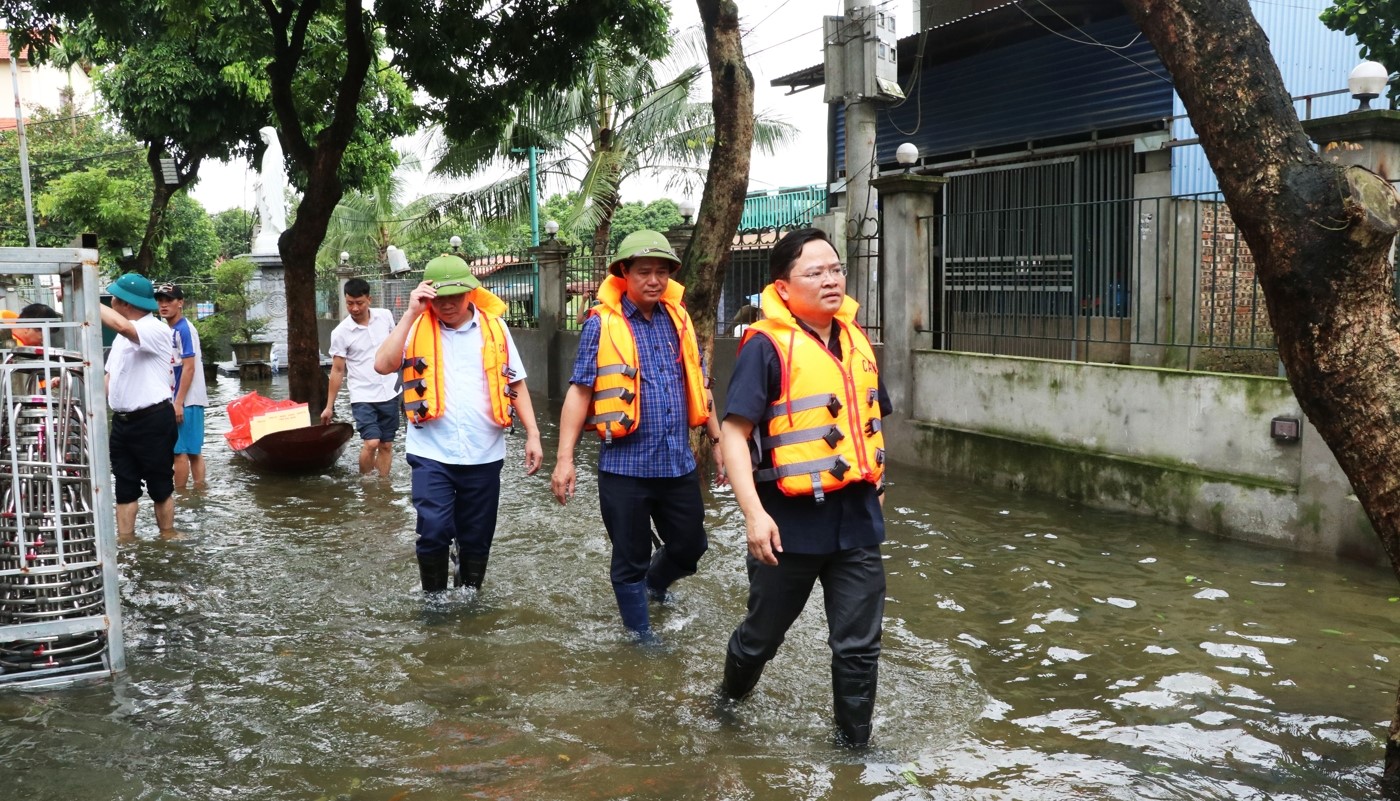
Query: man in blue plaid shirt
[[551, 230, 726, 643]]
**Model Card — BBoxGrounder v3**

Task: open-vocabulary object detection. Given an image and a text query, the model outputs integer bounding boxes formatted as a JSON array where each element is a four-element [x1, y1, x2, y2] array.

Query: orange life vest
[[586, 274, 709, 442], [742, 283, 885, 501], [401, 287, 515, 428]]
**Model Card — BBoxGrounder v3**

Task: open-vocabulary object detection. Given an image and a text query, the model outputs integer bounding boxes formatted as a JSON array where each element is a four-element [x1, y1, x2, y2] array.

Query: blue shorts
[[351, 399, 400, 443], [174, 405, 205, 455]]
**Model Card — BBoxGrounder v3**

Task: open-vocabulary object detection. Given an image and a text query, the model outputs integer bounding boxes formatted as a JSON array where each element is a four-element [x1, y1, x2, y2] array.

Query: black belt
[[112, 400, 171, 422]]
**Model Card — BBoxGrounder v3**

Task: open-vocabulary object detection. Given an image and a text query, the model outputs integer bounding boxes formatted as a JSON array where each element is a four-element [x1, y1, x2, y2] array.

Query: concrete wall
[[895, 350, 1379, 562]]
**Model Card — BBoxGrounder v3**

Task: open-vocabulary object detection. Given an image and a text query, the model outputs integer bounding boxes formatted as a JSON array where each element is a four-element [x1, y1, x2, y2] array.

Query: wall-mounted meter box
[[822, 9, 903, 104]]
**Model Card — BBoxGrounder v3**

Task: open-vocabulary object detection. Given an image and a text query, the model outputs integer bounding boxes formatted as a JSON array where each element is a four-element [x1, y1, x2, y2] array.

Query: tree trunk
[[134, 142, 198, 275], [591, 180, 620, 259], [265, 1, 371, 411], [1122, 0, 1400, 778], [686, 0, 754, 411]]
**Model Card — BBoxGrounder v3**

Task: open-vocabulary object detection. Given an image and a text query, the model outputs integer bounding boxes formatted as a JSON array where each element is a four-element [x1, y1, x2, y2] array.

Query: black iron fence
[[923, 192, 1280, 374]]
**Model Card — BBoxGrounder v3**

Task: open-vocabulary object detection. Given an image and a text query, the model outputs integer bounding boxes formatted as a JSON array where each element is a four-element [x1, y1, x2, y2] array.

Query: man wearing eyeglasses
[[374, 254, 543, 595], [715, 227, 891, 748], [551, 229, 726, 644]]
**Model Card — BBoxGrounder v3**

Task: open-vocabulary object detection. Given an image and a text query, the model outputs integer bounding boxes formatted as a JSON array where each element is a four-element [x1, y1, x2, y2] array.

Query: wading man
[[323, 278, 400, 477], [374, 254, 542, 593], [551, 230, 725, 643], [101, 273, 178, 539], [716, 228, 891, 748], [155, 283, 207, 489]]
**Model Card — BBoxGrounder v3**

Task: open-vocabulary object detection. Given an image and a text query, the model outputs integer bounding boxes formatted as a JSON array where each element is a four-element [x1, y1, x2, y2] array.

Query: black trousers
[[110, 401, 176, 504], [727, 546, 885, 677], [597, 469, 708, 587]]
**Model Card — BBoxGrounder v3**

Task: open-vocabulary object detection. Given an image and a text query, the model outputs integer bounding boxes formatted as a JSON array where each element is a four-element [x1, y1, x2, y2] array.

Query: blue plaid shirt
[[569, 295, 697, 478]]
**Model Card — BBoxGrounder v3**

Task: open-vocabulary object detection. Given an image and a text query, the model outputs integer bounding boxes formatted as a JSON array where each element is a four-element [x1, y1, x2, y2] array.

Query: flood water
[[4, 373, 1400, 800]]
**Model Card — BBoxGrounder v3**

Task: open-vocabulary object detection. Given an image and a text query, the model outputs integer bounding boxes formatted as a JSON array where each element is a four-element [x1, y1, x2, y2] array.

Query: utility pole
[[825, 0, 901, 333], [8, 33, 36, 248]]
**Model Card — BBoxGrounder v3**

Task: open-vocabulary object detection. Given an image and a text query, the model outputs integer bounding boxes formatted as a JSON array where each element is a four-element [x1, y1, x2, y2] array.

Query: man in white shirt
[[373, 254, 542, 594], [101, 272, 177, 539], [322, 278, 400, 477]]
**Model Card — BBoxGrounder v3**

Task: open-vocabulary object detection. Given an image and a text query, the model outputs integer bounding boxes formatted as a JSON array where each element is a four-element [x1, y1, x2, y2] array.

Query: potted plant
[[200, 257, 271, 364]]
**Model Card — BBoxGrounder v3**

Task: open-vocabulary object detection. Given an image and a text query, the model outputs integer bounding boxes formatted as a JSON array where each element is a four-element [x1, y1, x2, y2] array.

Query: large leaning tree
[[1121, 0, 1400, 778], [681, 0, 754, 425]]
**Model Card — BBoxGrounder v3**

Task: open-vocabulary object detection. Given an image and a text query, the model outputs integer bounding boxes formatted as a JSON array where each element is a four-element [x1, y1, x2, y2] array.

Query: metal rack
[[0, 247, 122, 688]]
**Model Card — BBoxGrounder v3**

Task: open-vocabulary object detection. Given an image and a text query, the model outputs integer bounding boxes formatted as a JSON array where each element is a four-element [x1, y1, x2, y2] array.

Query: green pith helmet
[[608, 230, 681, 276], [423, 253, 481, 296]]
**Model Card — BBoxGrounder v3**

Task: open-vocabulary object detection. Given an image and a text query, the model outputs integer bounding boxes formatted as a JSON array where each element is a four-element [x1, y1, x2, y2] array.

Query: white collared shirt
[[405, 307, 527, 466], [106, 313, 175, 412], [329, 307, 400, 403]]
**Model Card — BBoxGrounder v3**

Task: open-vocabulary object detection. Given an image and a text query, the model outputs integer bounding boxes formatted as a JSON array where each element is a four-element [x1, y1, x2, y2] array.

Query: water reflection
[[2, 373, 1397, 800]]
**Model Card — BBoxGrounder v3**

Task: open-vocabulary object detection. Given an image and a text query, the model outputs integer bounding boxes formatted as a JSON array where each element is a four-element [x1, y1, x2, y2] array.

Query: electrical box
[[823, 9, 902, 104]]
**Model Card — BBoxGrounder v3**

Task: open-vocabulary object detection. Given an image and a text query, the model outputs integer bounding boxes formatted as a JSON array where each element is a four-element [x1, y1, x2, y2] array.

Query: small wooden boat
[[233, 422, 354, 473]]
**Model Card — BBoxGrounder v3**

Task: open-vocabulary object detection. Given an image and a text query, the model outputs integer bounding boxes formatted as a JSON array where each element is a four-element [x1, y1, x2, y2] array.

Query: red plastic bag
[[223, 391, 305, 451]]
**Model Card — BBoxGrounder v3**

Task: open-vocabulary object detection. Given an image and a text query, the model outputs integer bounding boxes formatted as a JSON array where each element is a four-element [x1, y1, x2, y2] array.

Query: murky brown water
[[3, 373, 1399, 800]]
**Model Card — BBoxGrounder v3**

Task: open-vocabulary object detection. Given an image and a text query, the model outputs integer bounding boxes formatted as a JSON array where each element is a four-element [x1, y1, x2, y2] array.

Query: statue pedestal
[[237, 251, 288, 348]]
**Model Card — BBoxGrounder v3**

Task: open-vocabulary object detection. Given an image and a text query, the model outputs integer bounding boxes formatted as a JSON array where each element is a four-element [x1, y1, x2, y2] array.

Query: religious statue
[[251, 126, 287, 255]]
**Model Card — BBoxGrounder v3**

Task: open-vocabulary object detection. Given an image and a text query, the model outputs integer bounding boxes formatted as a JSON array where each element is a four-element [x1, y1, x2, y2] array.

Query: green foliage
[[432, 29, 793, 248], [0, 100, 147, 250], [210, 207, 253, 260], [197, 256, 267, 347], [609, 198, 682, 251], [1322, 1, 1400, 102], [36, 167, 146, 269], [160, 194, 221, 282]]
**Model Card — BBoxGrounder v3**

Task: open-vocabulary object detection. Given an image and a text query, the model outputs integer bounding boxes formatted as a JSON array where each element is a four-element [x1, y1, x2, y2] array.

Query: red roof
[[466, 254, 528, 279]]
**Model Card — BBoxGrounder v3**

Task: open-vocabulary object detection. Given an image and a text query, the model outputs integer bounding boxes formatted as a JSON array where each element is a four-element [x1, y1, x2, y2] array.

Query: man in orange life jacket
[[373, 253, 543, 594], [550, 230, 726, 643], [716, 228, 891, 748]]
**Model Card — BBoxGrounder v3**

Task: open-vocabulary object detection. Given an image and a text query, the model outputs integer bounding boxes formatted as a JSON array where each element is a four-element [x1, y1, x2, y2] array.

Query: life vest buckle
[[821, 426, 844, 449], [620, 389, 636, 404], [825, 395, 843, 418], [865, 418, 881, 435], [503, 386, 519, 399], [502, 366, 517, 379], [829, 454, 851, 480], [622, 365, 638, 379], [618, 413, 634, 431], [867, 388, 878, 408], [400, 356, 427, 372], [875, 447, 885, 466]]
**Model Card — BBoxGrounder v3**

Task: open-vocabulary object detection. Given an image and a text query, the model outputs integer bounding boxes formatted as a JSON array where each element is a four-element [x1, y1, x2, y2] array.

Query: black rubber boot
[[720, 650, 765, 702], [832, 666, 878, 748], [456, 556, 488, 590], [645, 545, 694, 603], [417, 551, 450, 593]]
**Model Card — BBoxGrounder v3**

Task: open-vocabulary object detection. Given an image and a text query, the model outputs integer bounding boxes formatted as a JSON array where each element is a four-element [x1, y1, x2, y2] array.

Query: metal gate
[[0, 249, 121, 688], [938, 147, 1134, 359]]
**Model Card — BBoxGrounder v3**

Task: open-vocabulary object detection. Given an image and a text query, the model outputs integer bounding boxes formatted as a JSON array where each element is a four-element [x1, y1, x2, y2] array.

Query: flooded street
[[3, 374, 1399, 800]]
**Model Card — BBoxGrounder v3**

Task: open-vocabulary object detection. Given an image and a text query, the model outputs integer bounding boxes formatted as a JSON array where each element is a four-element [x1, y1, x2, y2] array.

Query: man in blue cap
[[100, 272, 177, 539]]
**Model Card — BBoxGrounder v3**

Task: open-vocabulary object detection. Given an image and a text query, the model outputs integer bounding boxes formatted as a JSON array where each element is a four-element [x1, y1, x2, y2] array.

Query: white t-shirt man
[[106, 314, 175, 412], [328, 307, 399, 402]]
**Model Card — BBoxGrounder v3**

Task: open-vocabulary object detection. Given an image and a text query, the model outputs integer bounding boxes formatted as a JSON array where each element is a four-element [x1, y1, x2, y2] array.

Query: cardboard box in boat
[[248, 404, 311, 443]]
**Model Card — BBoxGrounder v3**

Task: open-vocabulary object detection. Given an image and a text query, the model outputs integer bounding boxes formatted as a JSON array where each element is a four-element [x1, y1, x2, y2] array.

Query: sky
[[189, 0, 914, 216]]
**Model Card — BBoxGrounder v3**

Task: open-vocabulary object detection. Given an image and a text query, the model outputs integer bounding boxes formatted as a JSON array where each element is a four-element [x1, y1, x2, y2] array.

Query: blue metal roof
[[1172, 0, 1362, 194]]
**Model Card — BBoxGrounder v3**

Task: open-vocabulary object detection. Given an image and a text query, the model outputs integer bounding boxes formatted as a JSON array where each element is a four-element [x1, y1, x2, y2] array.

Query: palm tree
[[432, 32, 796, 257], [316, 156, 451, 274]]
